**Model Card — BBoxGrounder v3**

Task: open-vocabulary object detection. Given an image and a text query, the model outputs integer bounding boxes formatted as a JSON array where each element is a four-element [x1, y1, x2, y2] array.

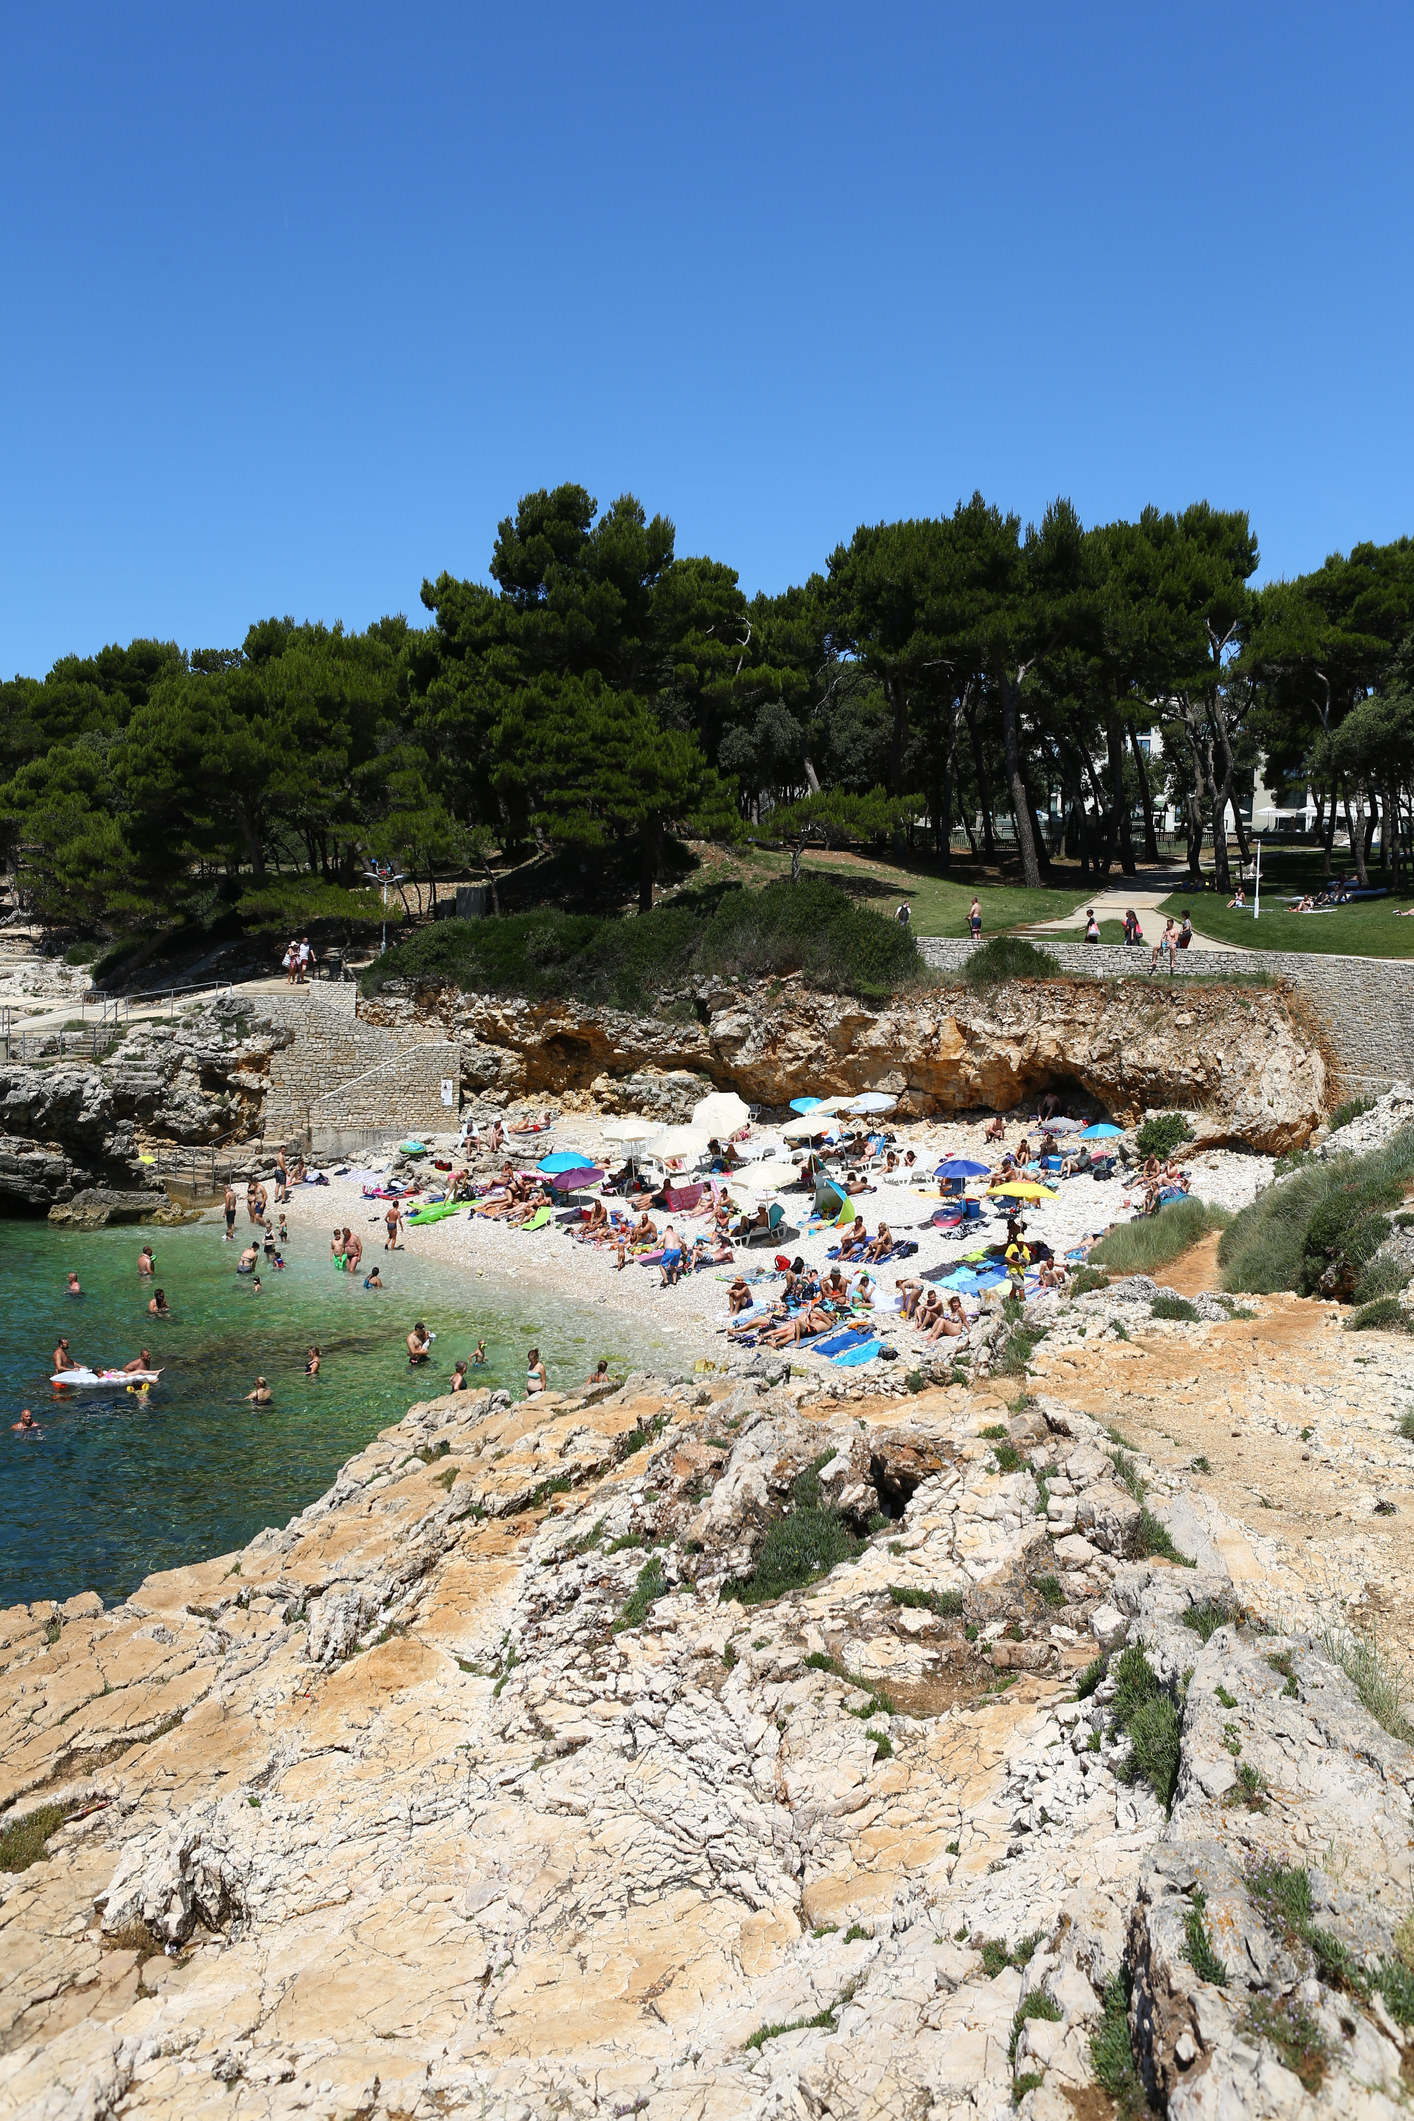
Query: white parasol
[[601, 1117, 661, 1143], [692, 1090, 751, 1135]]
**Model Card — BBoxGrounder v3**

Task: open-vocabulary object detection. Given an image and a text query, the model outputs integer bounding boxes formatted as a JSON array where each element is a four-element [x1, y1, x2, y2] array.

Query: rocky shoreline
[[4, 1279, 1414, 2119]]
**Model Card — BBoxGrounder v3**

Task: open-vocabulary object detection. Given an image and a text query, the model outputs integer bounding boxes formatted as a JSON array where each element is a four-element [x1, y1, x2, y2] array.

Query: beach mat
[[831, 1339, 881, 1366]]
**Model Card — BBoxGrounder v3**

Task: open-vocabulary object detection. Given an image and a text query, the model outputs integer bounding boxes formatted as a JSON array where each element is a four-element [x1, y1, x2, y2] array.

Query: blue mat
[[812, 1325, 873, 1357], [831, 1339, 881, 1366]]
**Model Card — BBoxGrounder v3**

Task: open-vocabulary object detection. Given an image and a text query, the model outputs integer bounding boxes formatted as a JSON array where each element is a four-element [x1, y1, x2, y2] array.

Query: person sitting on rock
[[984, 1114, 1006, 1143], [863, 1222, 894, 1264], [838, 1217, 869, 1261]]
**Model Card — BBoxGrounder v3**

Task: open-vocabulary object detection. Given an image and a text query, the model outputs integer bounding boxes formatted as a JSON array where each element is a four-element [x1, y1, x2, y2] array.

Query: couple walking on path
[[282, 937, 314, 985]]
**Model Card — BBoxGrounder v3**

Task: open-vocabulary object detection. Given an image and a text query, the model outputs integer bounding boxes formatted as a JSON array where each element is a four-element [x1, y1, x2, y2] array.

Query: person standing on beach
[[246, 1180, 261, 1224], [223, 1185, 237, 1241], [525, 1347, 547, 1398], [274, 1149, 290, 1203], [385, 1202, 402, 1250]]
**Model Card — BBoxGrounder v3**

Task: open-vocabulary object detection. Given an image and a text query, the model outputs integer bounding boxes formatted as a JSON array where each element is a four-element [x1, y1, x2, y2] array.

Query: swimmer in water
[[273, 1251, 285, 1271], [470, 1339, 486, 1367], [407, 1321, 432, 1367], [12, 1407, 42, 1436], [137, 1245, 154, 1277], [251, 1275, 262, 1294], [449, 1358, 468, 1392], [122, 1349, 155, 1375], [53, 1337, 78, 1373], [586, 1358, 610, 1387], [66, 1271, 82, 1297], [362, 1264, 383, 1289], [305, 1346, 321, 1377], [246, 1376, 272, 1406], [148, 1289, 170, 1316], [237, 1244, 258, 1275], [277, 1214, 289, 1247]]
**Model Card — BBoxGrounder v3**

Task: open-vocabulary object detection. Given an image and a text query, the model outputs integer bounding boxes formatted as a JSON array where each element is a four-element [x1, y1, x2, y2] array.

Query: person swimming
[[407, 1321, 432, 1367], [236, 1244, 258, 1275], [12, 1407, 42, 1435], [246, 1376, 272, 1406], [363, 1265, 384, 1289], [305, 1346, 321, 1377], [122, 1349, 155, 1374], [449, 1359, 468, 1392], [469, 1338, 486, 1365], [53, 1336, 78, 1373], [137, 1245, 154, 1277], [65, 1271, 82, 1297]]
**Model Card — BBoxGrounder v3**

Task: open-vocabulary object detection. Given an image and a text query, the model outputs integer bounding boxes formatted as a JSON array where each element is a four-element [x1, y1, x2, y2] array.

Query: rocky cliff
[[367, 971, 1328, 1152], [4, 1302, 1412, 2120], [0, 1005, 288, 1211]]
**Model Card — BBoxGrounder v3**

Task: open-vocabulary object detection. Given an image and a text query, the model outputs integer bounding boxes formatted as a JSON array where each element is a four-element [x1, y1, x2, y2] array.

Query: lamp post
[[366, 861, 407, 955]]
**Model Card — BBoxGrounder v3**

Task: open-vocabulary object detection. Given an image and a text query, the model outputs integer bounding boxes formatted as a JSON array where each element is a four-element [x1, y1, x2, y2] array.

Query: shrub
[[722, 1505, 861, 1606], [1219, 1125, 1414, 1296], [0, 1801, 74, 1874], [1182, 1597, 1237, 1644], [1110, 1645, 1182, 1807], [960, 936, 1060, 988], [1151, 1293, 1199, 1322], [1088, 1197, 1231, 1276], [1329, 1096, 1374, 1132], [614, 1557, 668, 1631], [1068, 1265, 1110, 1296], [1352, 1254, 1410, 1307], [1348, 1296, 1413, 1333], [1183, 1889, 1228, 1985], [1090, 1974, 1141, 2108], [1135, 1112, 1194, 1160], [1241, 1997, 1328, 2093], [1315, 1618, 1414, 1744], [362, 875, 921, 1008]]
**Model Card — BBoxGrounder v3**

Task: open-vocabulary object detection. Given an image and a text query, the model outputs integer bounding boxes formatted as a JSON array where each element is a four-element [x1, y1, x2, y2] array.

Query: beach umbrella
[[789, 1096, 823, 1114], [847, 1092, 897, 1115], [810, 1095, 854, 1115], [1078, 1123, 1123, 1140], [741, 1159, 803, 1190], [650, 1123, 713, 1160], [549, 1165, 605, 1192], [987, 1180, 1057, 1200], [936, 1158, 990, 1178], [782, 1115, 838, 1141], [601, 1117, 659, 1143], [692, 1090, 750, 1135], [538, 1150, 593, 1173]]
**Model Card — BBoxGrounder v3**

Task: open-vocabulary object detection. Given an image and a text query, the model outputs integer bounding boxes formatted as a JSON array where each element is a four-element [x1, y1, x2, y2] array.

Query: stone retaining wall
[[917, 937, 1414, 1097], [307, 1043, 461, 1157], [254, 993, 443, 1144]]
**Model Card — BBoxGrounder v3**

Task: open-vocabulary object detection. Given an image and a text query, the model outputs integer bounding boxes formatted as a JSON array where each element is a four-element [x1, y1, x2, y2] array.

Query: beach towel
[[831, 1338, 881, 1366], [812, 1325, 873, 1357]]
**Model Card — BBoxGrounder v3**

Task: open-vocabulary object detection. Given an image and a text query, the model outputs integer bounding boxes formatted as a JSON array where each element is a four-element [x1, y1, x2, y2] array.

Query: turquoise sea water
[[0, 1213, 683, 1609]]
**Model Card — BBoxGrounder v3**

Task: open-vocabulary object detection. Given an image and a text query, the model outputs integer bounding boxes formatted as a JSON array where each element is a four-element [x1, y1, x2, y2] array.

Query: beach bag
[[774, 1252, 792, 1270], [1091, 1155, 1115, 1180]]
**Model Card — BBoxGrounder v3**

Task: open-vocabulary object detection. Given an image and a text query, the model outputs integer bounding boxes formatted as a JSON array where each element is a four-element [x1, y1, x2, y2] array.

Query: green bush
[[1151, 1293, 1199, 1322], [1219, 1126, 1414, 1296], [1135, 1112, 1194, 1160], [722, 1504, 861, 1606], [1089, 1196, 1230, 1276], [1348, 1297, 1413, 1332], [0, 1801, 74, 1873], [361, 875, 921, 1008], [959, 936, 1059, 989], [1352, 1254, 1411, 1307], [1329, 1096, 1374, 1132], [1109, 1645, 1182, 1807]]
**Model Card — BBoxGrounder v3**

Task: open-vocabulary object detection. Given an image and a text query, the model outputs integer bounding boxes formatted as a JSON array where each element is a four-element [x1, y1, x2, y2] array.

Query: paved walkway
[[1016, 865, 1249, 953]]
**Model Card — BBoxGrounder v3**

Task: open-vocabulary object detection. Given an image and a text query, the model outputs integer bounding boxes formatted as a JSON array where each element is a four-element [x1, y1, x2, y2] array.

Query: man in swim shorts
[[223, 1185, 237, 1241], [407, 1321, 432, 1366], [385, 1203, 402, 1250], [53, 1337, 78, 1374]]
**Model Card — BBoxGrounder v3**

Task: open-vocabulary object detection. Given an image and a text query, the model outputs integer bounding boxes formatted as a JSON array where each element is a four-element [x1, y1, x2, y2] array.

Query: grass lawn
[[1162, 851, 1414, 957], [728, 842, 1093, 937]]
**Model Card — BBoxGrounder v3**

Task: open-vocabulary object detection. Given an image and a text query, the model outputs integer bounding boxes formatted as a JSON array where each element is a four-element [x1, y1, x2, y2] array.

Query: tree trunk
[[1019, 754, 1051, 877], [1127, 726, 1161, 862], [1342, 782, 1369, 887], [884, 675, 909, 798], [1321, 777, 1338, 877], [999, 666, 1041, 888], [791, 835, 804, 884], [1106, 713, 1136, 873], [965, 701, 996, 863], [639, 814, 662, 912]]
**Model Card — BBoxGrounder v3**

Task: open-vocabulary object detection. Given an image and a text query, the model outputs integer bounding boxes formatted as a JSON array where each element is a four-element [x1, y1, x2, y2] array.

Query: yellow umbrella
[[987, 1180, 1057, 1200]]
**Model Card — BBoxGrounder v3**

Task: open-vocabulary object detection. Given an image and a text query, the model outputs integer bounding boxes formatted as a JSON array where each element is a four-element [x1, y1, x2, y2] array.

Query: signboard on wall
[[440, 1079, 456, 1106]]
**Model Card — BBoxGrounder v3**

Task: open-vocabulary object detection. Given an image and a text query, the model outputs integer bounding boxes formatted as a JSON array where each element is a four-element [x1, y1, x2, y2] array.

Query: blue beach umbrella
[[789, 1097, 823, 1114], [1078, 1123, 1122, 1141], [538, 1151, 593, 1173], [936, 1158, 990, 1177]]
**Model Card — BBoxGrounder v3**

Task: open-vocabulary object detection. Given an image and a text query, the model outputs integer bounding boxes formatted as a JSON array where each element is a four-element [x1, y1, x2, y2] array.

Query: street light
[[364, 861, 407, 955]]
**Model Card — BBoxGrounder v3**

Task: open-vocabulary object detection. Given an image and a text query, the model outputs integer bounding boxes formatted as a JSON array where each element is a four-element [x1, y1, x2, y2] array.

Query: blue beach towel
[[832, 1339, 881, 1366]]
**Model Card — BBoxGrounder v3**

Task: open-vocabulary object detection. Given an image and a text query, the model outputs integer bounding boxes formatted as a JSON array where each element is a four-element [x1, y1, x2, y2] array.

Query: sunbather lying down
[[509, 1111, 555, 1134], [759, 1300, 838, 1347]]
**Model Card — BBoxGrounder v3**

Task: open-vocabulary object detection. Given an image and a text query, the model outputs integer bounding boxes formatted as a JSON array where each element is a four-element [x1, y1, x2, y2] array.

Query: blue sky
[[2, 2, 1411, 676]]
